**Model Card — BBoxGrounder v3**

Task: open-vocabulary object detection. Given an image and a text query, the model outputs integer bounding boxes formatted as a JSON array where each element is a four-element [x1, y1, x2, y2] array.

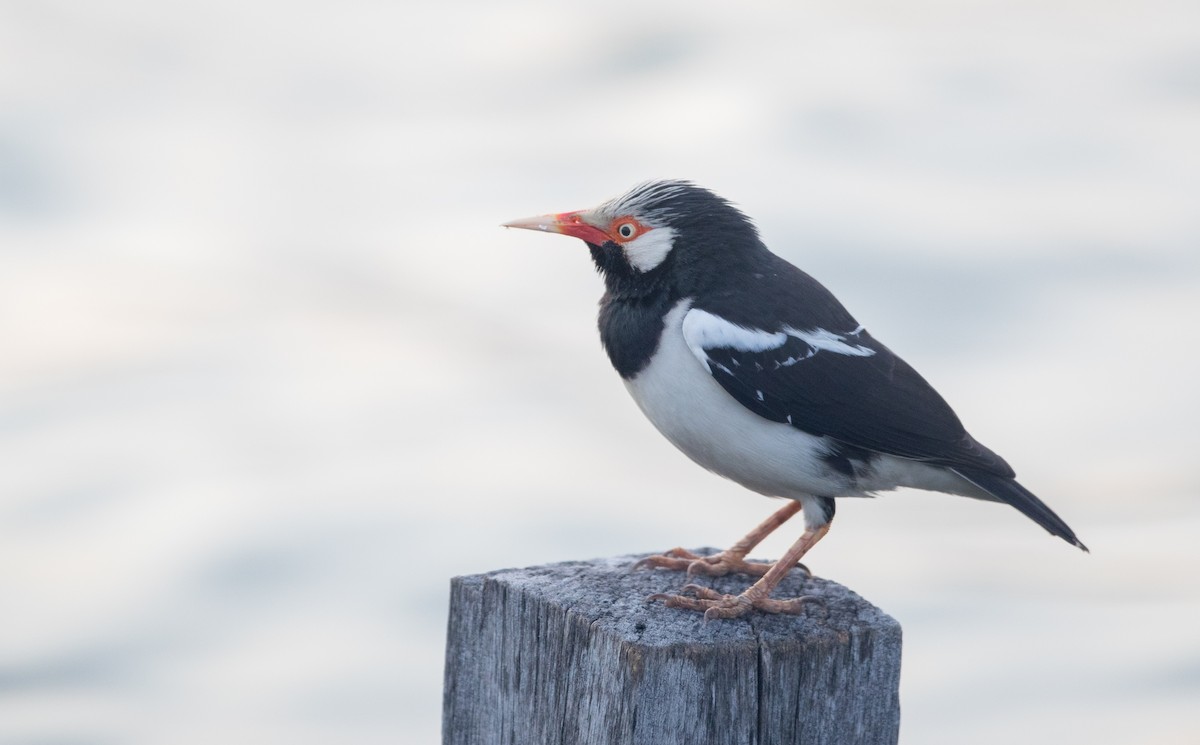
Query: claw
[[679, 583, 722, 598]]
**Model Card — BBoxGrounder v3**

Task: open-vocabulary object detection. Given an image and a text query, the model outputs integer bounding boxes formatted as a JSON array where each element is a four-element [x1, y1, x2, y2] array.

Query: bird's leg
[[633, 500, 804, 578], [649, 497, 835, 620], [650, 523, 830, 620]]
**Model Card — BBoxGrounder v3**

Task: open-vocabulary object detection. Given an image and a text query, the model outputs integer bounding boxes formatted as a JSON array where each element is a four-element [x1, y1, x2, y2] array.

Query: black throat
[[590, 242, 679, 380]]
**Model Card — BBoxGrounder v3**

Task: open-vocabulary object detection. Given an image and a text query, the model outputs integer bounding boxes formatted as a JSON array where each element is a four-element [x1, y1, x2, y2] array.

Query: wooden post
[[442, 550, 901, 745]]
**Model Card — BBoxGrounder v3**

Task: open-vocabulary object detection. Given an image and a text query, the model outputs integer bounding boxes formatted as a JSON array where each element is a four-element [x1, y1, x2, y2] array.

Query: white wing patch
[[621, 227, 678, 272], [681, 309, 787, 372], [682, 310, 875, 373], [784, 325, 874, 357]]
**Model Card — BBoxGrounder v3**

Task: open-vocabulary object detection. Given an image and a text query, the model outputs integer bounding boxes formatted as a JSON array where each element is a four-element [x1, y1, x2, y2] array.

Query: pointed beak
[[502, 210, 611, 246]]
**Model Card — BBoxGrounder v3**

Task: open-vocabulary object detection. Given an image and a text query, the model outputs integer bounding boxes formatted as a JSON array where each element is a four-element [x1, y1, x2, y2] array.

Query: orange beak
[[502, 210, 611, 246]]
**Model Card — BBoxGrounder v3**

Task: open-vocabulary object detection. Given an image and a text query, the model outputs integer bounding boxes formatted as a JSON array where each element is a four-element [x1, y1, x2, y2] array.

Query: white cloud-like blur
[[2, 1, 1198, 743]]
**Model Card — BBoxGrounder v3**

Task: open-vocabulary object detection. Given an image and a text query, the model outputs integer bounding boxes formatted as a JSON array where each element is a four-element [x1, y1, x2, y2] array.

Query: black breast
[[597, 289, 678, 379]]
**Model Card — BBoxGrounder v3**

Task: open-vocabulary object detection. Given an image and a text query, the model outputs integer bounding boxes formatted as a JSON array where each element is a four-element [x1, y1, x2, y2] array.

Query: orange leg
[[649, 521, 831, 621], [633, 500, 805, 578]]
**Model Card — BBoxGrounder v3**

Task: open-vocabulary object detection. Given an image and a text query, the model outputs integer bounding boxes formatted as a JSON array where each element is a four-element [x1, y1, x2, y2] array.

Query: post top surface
[[452, 550, 899, 648]]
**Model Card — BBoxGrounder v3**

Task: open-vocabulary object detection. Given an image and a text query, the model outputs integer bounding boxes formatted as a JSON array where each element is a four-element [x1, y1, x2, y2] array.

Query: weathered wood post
[[442, 550, 901, 745]]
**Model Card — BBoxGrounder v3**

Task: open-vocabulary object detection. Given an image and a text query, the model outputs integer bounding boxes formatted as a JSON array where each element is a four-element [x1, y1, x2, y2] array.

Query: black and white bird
[[503, 180, 1086, 620]]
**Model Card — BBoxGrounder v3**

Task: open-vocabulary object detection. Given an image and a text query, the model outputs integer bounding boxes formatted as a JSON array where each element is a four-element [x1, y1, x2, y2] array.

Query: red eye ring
[[613, 220, 642, 241]]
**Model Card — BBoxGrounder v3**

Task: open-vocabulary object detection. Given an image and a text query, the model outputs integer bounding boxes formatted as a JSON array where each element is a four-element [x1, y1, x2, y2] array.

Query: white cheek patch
[[621, 227, 678, 272]]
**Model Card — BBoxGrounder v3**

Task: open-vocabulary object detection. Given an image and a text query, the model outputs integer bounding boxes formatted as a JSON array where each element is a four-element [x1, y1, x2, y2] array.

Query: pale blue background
[[2, 2, 1198, 743]]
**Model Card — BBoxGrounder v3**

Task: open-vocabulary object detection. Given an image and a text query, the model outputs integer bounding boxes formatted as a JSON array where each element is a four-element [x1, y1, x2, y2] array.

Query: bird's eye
[[617, 223, 637, 239]]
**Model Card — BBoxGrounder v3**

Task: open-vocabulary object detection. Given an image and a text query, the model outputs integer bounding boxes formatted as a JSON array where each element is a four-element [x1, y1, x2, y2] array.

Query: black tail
[[953, 467, 1089, 552]]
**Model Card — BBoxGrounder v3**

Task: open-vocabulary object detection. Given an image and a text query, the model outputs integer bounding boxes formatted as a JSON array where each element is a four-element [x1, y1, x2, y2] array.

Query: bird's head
[[503, 180, 762, 294]]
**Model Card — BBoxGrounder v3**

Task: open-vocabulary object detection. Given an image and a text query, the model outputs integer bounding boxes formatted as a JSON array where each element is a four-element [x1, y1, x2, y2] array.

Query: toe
[[632, 548, 704, 572], [702, 593, 756, 621], [680, 583, 724, 600]]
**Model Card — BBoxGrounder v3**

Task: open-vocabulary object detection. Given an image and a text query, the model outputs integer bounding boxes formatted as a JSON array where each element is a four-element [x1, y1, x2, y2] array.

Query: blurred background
[[2, 1, 1198, 743]]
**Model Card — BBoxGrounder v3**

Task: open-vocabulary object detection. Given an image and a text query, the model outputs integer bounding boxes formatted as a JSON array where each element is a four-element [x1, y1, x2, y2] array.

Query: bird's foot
[[647, 584, 818, 621], [633, 547, 809, 579]]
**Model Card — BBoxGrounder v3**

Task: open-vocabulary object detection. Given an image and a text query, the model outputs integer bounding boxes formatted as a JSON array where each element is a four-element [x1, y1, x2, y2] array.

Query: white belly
[[623, 299, 853, 500]]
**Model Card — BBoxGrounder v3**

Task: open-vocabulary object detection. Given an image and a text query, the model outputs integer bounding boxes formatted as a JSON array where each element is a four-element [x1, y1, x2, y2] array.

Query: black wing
[[681, 308, 1014, 476]]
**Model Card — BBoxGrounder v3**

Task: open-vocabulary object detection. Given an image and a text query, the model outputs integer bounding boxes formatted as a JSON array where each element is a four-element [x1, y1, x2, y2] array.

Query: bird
[[502, 180, 1087, 620]]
